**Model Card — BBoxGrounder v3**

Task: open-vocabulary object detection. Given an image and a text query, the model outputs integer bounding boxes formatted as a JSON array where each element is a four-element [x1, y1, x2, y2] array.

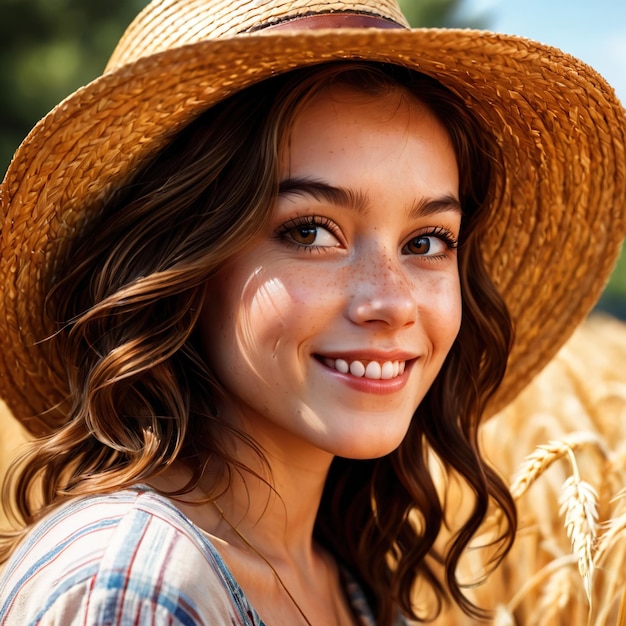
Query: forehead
[[280, 83, 459, 196], [285, 81, 454, 151]]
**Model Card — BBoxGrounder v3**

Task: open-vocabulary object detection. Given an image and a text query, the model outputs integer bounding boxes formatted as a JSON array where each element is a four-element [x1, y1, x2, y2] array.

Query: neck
[[210, 435, 333, 560], [149, 435, 357, 625], [154, 431, 334, 561]]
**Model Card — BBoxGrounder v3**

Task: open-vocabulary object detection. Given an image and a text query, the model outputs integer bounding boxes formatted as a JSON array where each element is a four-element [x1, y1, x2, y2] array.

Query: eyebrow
[[278, 178, 369, 215], [278, 177, 463, 218], [409, 195, 463, 220]]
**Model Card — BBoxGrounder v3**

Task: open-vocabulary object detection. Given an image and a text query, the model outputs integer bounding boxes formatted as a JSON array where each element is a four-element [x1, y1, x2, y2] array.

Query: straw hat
[[1, 0, 625, 435]]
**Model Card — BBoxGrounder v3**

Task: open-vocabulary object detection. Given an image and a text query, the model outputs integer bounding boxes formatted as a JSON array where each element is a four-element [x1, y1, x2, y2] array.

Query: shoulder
[[0, 487, 256, 626]]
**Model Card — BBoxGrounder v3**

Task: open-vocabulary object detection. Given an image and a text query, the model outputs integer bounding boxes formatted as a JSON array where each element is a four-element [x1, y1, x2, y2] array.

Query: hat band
[[259, 13, 407, 32]]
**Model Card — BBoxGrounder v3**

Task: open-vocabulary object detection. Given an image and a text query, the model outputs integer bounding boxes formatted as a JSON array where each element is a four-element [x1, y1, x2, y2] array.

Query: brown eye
[[290, 225, 318, 245], [405, 236, 432, 255], [282, 221, 341, 248]]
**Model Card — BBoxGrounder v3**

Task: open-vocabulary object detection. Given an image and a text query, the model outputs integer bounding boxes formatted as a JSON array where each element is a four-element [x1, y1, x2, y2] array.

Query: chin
[[325, 430, 408, 460]]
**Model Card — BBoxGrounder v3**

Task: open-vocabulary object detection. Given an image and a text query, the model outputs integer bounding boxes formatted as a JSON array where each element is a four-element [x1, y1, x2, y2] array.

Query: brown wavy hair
[[1, 62, 515, 624]]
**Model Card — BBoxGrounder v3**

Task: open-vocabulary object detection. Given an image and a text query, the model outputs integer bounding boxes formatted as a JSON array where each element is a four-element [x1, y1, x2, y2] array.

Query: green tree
[[0, 0, 147, 171], [398, 0, 485, 28]]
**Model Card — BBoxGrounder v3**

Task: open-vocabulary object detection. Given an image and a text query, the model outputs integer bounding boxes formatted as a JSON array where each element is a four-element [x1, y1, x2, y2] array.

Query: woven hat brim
[[2, 28, 625, 433]]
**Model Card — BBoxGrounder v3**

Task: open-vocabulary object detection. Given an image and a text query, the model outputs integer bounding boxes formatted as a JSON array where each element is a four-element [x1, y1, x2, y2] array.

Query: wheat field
[[435, 314, 626, 625], [0, 315, 625, 623]]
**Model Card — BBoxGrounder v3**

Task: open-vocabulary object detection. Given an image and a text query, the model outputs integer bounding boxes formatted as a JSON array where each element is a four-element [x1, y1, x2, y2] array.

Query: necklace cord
[[213, 501, 314, 626]]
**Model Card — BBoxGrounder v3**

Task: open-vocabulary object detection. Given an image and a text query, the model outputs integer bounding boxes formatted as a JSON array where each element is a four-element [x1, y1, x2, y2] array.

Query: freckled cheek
[[275, 267, 347, 331], [415, 274, 462, 341]]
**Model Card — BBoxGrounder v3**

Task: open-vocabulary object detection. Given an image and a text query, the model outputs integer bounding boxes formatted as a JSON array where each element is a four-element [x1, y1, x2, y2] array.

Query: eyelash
[[410, 226, 459, 251], [275, 215, 342, 251], [275, 216, 459, 255], [401, 226, 458, 261]]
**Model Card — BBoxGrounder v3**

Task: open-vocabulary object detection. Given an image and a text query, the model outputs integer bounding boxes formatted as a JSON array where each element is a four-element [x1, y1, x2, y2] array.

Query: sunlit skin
[[200, 86, 462, 464], [175, 85, 463, 625]]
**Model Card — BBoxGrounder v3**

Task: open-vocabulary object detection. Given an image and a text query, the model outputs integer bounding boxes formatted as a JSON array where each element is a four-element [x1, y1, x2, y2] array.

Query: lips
[[321, 357, 407, 380]]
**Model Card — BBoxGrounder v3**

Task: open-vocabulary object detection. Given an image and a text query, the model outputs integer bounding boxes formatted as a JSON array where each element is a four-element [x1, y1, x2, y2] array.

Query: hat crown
[[106, 0, 410, 71]]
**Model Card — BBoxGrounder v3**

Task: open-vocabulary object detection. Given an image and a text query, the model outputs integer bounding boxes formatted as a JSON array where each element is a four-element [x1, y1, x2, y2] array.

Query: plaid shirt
[[0, 487, 407, 625]]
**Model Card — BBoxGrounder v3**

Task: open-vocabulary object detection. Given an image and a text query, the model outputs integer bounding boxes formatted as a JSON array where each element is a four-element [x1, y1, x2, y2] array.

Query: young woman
[[0, 1, 624, 625]]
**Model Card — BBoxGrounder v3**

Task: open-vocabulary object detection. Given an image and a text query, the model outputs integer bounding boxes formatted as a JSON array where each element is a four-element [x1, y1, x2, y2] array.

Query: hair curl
[[1, 62, 515, 624]]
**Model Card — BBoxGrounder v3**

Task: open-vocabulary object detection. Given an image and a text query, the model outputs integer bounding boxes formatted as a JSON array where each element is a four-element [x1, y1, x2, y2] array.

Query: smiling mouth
[[320, 357, 407, 380]]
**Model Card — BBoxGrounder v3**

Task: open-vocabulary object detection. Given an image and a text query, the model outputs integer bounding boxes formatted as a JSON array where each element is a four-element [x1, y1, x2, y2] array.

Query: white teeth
[[365, 361, 381, 379], [349, 361, 366, 377], [335, 358, 349, 374], [381, 361, 394, 379], [324, 358, 406, 379]]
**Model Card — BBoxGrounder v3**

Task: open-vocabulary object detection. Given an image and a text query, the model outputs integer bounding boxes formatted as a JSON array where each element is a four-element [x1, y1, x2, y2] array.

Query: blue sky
[[457, 0, 626, 104]]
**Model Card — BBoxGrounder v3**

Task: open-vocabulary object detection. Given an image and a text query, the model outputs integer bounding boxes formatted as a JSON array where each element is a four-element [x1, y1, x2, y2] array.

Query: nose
[[346, 251, 418, 328]]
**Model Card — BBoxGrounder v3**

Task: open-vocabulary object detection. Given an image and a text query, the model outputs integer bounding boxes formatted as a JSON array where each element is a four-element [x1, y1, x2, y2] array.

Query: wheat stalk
[[594, 510, 626, 567], [509, 441, 569, 501], [532, 566, 574, 626], [509, 432, 603, 501], [558, 448, 599, 605], [505, 553, 577, 615], [615, 486, 626, 502]]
